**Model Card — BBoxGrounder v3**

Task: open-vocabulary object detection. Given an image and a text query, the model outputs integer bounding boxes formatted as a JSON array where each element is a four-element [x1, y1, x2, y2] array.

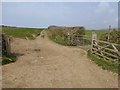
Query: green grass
[[48, 35, 69, 46], [2, 26, 44, 39], [85, 30, 107, 39], [47, 30, 69, 46], [87, 51, 118, 73], [2, 53, 17, 65]]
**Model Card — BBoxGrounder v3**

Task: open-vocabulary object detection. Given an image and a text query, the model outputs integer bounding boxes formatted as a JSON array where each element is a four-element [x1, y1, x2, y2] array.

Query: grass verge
[[87, 51, 118, 73]]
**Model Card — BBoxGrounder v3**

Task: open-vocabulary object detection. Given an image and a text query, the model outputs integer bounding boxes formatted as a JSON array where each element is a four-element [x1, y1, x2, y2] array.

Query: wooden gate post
[[91, 32, 97, 53]]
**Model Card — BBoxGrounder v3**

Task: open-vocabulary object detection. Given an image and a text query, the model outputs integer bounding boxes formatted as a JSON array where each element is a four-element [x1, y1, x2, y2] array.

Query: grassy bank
[[48, 35, 69, 46], [48, 30, 69, 46], [87, 51, 118, 73], [2, 26, 44, 39]]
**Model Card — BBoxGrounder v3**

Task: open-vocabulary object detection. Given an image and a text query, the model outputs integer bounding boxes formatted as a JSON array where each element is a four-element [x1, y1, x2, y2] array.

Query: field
[[85, 30, 108, 38], [2, 26, 44, 39]]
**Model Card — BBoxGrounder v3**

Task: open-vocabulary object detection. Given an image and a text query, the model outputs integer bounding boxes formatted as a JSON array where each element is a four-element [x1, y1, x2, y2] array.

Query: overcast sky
[[2, 2, 118, 29]]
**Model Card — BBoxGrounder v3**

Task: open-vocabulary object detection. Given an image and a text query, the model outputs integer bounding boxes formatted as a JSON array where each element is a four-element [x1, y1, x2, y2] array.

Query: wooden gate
[[91, 32, 120, 62]]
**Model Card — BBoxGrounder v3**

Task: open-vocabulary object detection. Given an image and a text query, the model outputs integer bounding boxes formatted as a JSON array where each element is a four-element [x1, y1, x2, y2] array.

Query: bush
[[75, 27, 85, 36], [100, 29, 119, 44]]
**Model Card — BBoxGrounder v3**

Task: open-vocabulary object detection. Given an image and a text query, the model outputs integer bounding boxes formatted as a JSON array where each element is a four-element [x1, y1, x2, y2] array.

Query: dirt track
[[2, 30, 118, 88]]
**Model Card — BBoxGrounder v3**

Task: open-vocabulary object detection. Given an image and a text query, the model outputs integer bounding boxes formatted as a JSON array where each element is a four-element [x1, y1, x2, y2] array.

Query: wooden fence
[[2, 34, 11, 54], [67, 34, 91, 46], [91, 32, 120, 62]]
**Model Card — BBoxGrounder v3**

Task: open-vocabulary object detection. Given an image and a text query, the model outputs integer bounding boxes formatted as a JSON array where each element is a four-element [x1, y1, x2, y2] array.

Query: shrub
[[100, 29, 119, 44], [2, 52, 17, 65]]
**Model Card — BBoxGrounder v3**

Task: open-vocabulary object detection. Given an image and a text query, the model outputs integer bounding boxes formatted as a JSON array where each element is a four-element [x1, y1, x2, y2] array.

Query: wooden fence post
[[91, 32, 97, 53], [108, 25, 111, 42], [3, 34, 11, 54], [7, 38, 11, 54]]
